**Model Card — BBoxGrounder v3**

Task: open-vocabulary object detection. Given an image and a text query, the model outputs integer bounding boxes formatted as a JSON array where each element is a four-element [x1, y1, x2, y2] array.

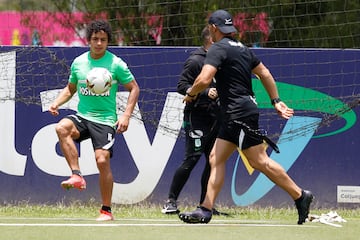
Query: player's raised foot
[[61, 174, 86, 190], [179, 206, 212, 224], [96, 210, 114, 221], [295, 190, 314, 224], [161, 199, 180, 214]]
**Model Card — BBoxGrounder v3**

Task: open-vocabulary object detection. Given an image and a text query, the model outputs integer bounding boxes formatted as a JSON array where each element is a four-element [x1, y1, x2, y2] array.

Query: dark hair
[[201, 26, 211, 45], [86, 20, 112, 42]]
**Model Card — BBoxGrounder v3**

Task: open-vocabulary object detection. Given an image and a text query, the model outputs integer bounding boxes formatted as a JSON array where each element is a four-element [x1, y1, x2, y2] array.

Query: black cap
[[208, 10, 237, 34]]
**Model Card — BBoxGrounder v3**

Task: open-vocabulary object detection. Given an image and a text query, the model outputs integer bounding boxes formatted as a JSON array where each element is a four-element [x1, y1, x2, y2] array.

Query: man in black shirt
[[179, 9, 313, 225], [162, 27, 221, 214]]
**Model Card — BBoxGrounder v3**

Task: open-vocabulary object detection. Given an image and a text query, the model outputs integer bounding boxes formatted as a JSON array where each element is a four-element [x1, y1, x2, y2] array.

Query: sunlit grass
[[0, 200, 359, 222]]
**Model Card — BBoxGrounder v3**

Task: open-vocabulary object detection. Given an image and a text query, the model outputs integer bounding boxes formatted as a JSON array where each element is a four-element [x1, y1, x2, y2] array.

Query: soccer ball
[[86, 67, 112, 94]]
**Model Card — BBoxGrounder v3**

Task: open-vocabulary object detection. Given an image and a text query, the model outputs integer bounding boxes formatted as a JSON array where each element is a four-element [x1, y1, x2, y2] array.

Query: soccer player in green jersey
[[49, 20, 140, 221]]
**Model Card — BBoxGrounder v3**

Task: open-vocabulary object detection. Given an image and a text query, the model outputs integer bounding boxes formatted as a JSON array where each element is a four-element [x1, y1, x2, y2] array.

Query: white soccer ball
[[86, 67, 112, 94]]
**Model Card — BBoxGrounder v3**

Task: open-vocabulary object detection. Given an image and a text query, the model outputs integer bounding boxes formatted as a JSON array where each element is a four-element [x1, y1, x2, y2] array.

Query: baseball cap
[[208, 10, 237, 34]]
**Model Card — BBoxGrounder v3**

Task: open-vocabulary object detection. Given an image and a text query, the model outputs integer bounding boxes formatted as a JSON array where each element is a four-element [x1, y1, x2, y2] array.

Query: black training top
[[177, 47, 219, 117], [205, 37, 261, 121]]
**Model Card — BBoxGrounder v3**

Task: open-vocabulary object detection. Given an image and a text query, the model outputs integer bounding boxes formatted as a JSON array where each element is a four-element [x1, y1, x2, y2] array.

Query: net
[[0, 0, 359, 142], [1, 1, 359, 47]]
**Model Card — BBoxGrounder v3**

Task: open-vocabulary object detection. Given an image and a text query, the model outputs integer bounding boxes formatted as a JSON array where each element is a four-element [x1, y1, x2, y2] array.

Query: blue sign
[[0, 46, 359, 207]]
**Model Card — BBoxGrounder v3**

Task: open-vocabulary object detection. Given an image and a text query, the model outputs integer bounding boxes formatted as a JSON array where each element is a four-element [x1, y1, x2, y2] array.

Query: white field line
[[0, 223, 317, 227], [0, 217, 318, 227]]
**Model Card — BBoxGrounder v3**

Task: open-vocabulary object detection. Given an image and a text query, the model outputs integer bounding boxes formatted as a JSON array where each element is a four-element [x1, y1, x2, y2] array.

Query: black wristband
[[185, 88, 196, 98], [271, 98, 281, 105]]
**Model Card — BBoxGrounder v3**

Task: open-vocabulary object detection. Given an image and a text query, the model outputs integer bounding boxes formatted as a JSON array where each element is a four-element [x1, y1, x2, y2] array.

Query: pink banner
[[0, 11, 87, 46]]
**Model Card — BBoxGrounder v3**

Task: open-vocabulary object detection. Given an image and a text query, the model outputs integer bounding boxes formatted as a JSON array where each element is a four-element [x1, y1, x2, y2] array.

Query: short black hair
[[201, 26, 211, 45], [86, 20, 112, 42]]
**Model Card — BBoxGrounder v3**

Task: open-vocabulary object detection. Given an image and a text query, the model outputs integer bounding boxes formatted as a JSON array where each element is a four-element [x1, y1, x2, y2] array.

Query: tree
[[4, 0, 359, 48]]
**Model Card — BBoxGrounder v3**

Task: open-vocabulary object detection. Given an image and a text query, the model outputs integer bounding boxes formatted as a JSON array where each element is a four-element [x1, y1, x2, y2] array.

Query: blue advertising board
[[0, 46, 359, 208]]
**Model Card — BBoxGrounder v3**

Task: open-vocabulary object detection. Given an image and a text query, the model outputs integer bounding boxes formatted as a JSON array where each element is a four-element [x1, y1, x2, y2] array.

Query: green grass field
[[0, 202, 359, 240]]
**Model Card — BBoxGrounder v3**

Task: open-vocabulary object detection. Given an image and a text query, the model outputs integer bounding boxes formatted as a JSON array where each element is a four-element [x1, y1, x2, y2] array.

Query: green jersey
[[69, 50, 134, 127]]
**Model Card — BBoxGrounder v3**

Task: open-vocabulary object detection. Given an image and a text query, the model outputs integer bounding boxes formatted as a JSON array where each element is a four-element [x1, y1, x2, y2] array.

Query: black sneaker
[[295, 190, 314, 224], [179, 206, 212, 224], [161, 199, 179, 214]]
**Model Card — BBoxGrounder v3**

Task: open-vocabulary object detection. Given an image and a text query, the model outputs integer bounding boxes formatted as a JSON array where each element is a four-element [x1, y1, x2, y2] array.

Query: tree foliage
[[5, 0, 360, 48]]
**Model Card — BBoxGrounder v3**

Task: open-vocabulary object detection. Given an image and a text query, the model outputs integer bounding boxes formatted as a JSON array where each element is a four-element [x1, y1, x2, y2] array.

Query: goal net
[[0, 0, 359, 142]]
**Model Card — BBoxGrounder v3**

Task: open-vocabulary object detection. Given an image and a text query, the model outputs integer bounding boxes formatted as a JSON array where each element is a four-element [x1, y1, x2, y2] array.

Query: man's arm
[[116, 79, 140, 133], [252, 62, 279, 100], [177, 58, 198, 95], [48, 83, 77, 116], [252, 62, 294, 119], [184, 64, 217, 102]]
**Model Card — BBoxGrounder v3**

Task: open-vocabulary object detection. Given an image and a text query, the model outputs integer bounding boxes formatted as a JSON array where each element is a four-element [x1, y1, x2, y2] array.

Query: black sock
[[199, 206, 212, 212], [72, 170, 82, 177], [295, 190, 305, 203], [102, 205, 112, 213]]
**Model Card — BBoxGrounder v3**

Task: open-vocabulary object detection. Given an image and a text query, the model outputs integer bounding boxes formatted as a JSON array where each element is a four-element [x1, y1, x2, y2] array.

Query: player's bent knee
[[96, 158, 110, 171], [55, 123, 70, 137], [248, 157, 269, 171]]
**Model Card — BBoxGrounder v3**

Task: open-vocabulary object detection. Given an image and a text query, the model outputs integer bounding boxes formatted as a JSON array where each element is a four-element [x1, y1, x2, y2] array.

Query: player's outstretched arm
[[116, 79, 140, 133], [49, 83, 76, 116], [252, 62, 294, 119], [273, 101, 294, 119], [184, 64, 216, 103]]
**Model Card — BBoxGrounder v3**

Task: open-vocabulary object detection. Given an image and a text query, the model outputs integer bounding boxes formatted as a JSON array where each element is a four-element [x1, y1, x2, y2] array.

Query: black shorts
[[183, 112, 219, 158], [65, 114, 116, 156], [217, 114, 264, 150]]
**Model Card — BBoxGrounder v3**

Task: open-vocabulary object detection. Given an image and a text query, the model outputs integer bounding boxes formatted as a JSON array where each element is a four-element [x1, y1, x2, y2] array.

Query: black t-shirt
[[205, 37, 261, 121]]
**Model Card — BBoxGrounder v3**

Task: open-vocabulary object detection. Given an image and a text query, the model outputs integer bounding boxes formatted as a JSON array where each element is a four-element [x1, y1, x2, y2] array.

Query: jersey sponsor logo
[[79, 86, 110, 96]]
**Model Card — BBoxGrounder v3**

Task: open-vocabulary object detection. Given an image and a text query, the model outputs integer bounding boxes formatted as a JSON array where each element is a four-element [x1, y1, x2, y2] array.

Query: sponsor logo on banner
[[337, 186, 360, 203]]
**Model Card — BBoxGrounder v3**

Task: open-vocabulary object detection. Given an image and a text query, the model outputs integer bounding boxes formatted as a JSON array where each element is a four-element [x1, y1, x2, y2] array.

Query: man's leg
[[179, 138, 236, 223], [201, 138, 237, 210], [243, 143, 313, 224], [162, 155, 201, 214], [55, 118, 86, 190], [55, 118, 81, 171], [95, 149, 114, 221], [243, 144, 302, 199], [162, 122, 203, 214]]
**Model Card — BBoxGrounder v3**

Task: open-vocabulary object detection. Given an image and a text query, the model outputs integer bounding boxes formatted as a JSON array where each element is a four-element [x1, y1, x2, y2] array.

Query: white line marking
[[0, 223, 317, 227], [0, 217, 318, 227]]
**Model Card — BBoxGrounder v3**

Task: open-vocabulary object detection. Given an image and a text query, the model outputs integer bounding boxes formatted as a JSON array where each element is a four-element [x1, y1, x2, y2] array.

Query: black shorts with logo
[[183, 109, 219, 158], [65, 114, 116, 156], [218, 114, 264, 150]]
